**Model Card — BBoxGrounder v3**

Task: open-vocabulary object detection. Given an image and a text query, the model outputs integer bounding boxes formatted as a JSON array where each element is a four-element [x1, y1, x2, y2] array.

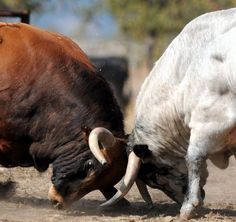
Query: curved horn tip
[[100, 151, 141, 207], [101, 160, 107, 166], [100, 190, 123, 207]]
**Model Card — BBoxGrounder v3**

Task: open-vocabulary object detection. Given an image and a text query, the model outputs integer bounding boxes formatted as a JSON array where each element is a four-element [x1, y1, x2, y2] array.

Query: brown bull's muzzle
[[48, 185, 67, 209], [48, 184, 90, 209]]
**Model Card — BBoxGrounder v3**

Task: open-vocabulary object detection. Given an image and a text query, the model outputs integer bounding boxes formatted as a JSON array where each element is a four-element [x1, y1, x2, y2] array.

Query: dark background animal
[[0, 22, 128, 207], [90, 56, 129, 110]]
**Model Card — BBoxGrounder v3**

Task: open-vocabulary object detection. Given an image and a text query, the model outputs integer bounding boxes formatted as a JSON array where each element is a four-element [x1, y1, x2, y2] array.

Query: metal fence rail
[[0, 10, 30, 23]]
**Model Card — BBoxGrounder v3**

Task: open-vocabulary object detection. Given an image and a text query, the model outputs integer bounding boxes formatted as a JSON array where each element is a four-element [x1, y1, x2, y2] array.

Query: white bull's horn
[[100, 151, 141, 207], [88, 127, 116, 165], [136, 178, 153, 208]]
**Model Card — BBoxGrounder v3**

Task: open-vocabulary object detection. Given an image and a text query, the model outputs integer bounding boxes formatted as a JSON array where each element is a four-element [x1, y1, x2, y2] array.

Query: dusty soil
[[0, 159, 235, 222]]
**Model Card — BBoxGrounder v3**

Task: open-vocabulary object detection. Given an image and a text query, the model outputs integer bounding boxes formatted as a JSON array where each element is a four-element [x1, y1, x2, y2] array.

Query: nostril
[[49, 198, 65, 209], [54, 201, 64, 210], [50, 198, 59, 205], [48, 184, 65, 209], [201, 188, 205, 199], [182, 186, 187, 195]]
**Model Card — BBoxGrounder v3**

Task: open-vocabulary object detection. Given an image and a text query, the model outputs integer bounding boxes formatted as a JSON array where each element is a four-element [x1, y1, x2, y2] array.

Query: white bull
[[101, 8, 236, 219]]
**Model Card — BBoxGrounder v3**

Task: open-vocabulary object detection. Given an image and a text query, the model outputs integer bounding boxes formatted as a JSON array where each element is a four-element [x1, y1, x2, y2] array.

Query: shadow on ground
[[5, 195, 236, 220]]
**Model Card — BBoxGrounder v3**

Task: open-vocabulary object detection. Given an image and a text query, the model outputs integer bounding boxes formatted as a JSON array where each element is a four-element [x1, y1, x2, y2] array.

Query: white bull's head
[[101, 144, 206, 207]]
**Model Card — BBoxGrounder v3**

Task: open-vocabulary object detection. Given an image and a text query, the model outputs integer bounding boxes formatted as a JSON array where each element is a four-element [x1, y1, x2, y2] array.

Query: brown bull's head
[[48, 127, 128, 208]]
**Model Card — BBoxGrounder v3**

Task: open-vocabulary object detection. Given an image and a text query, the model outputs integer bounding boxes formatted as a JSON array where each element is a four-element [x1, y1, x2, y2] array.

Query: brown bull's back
[[0, 22, 124, 166], [0, 22, 94, 76]]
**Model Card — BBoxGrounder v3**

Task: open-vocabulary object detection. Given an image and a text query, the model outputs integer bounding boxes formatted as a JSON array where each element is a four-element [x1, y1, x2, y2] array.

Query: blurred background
[[1, 3, 236, 221], [1, 0, 236, 132]]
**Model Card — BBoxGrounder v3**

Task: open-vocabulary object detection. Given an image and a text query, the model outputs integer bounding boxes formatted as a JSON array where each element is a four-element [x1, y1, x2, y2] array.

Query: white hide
[[132, 8, 236, 219], [134, 8, 236, 167]]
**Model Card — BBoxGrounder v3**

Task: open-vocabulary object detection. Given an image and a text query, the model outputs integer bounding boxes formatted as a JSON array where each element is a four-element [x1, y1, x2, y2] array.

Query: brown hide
[[0, 22, 127, 206], [0, 22, 94, 166], [0, 138, 32, 167]]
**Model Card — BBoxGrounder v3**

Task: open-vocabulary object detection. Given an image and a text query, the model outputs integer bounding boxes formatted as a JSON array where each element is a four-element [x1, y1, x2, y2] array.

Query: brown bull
[[0, 22, 131, 208]]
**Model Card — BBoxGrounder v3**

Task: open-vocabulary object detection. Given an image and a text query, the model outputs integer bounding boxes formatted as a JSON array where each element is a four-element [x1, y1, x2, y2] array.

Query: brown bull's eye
[[87, 160, 94, 170]]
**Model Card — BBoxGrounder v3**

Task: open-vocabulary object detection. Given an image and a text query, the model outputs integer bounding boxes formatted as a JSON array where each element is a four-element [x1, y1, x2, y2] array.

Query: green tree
[[0, 0, 44, 11], [106, 0, 236, 66]]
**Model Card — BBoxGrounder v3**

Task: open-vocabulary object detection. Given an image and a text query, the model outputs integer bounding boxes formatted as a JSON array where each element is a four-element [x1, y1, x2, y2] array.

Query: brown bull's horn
[[100, 151, 141, 207], [88, 127, 116, 165]]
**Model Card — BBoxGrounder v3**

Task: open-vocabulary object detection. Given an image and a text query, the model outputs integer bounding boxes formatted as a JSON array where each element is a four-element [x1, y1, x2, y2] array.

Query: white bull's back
[[136, 8, 236, 122], [134, 8, 236, 164], [136, 9, 236, 134]]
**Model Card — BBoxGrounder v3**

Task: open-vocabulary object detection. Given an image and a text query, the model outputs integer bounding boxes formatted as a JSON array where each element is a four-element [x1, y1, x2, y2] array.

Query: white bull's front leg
[[179, 88, 236, 219], [180, 115, 232, 218], [180, 143, 207, 219]]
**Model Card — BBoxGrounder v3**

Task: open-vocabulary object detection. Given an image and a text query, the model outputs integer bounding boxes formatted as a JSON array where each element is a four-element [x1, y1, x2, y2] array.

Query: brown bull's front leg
[[100, 187, 130, 207], [180, 143, 207, 219]]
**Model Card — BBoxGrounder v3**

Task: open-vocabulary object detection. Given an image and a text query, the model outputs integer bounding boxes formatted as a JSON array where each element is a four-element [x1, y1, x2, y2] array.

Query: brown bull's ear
[[133, 145, 151, 158], [81, 125, 92, 142]]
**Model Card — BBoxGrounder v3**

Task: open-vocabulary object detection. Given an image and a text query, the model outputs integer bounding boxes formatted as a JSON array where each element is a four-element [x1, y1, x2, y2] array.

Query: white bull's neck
[[132, 8, 236, 170], [133, 98, 190, 167]]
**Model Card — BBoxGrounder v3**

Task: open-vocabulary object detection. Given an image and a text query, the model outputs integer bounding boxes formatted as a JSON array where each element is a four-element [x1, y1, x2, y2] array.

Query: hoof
[[53, 201, 65, 210], [180, 202, 195, 220], [0, 180, 16, 198], [180, 211, 194, 220], [180, 212, 194, 220], [192, 199, 200, 207]]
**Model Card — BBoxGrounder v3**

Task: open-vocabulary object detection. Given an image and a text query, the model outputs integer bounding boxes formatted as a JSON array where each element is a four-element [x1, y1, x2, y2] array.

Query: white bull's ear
[[133, 144, 151, 158]]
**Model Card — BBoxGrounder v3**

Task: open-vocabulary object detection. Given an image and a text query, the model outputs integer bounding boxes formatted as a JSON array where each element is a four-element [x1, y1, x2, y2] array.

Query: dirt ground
[[0, 103, 236, 222], [0, 158, 235, 222]]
